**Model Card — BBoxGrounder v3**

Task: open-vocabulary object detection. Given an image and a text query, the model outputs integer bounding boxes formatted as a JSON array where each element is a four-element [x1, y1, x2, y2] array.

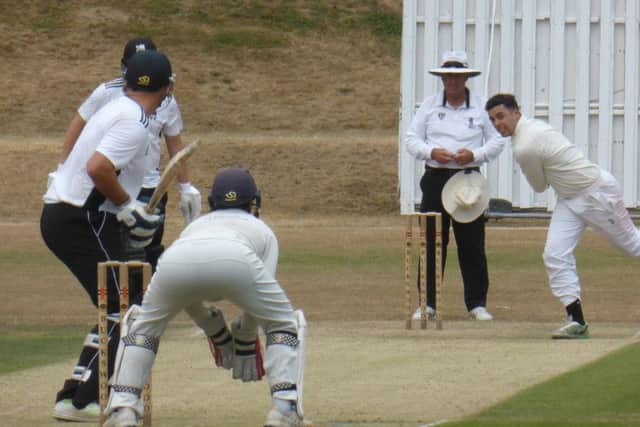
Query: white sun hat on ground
[[428, 50, 481, 77], [441, 170, 490, 223]]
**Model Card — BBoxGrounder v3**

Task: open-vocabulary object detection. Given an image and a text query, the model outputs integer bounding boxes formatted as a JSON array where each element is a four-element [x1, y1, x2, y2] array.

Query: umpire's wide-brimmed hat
[[441, 170, 489, 223], [429, 50, 481, 77]]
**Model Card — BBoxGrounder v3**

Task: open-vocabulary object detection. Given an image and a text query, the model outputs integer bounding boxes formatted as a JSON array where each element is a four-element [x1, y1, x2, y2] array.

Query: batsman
[[103, 167, 310, 427]]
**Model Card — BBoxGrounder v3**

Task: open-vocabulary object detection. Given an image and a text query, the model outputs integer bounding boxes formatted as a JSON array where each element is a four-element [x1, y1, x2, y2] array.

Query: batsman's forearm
[[87, 153, 130, 206]]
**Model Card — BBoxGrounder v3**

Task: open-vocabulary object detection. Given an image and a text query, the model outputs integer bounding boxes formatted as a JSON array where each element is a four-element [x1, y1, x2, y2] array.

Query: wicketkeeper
[[103, 167, 311, 427]]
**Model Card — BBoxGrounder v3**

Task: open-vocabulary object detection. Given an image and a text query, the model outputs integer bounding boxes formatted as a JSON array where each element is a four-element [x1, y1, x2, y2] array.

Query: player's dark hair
[[485, 93, 520, 112]]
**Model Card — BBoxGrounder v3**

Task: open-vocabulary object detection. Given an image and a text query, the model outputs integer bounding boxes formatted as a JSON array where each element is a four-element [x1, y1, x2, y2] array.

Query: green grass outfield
[[0, 325, 86, 375], [442, 342, 640, 427]]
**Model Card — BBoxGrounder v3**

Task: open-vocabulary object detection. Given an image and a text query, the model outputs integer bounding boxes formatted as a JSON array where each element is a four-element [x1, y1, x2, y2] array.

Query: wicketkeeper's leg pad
[[263, 309, 307, 417], [106, 306, 159, 417]]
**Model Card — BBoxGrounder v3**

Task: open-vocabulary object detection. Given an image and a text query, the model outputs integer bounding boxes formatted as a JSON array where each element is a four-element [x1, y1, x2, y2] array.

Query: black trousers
[[418, 166, 489, 311], [40, 203, 144, 407]]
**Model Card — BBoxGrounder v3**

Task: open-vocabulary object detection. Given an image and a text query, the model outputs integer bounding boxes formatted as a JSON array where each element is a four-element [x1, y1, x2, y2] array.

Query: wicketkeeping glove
[[179, 182, 202, 225], [206, 308, 233, 370], [116, 199, 163, 248], [231, 315, 265, 382]]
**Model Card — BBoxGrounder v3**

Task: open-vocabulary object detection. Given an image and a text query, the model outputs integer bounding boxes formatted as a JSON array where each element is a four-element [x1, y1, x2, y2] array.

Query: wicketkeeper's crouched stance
[[103, 167, 311, 427]]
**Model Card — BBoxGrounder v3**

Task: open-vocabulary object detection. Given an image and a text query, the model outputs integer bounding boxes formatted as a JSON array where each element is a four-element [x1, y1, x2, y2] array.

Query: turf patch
[[0, 326, 85, 375], [442, 343, 640, 426]]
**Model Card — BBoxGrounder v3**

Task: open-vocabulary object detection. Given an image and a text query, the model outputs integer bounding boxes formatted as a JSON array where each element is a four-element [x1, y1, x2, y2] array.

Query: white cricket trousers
[[544, 169, 640, 306], [135, 238, 296, 336]]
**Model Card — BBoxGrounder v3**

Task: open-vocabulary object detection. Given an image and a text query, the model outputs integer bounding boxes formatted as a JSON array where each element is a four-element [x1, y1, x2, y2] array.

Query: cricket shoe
[[52, 399, 99, 422], [412, 306, 436, 320], [264, 407, 313, 427], [551, 319, 589, 339], [469, 306, 493, 321], [103, 407, 141, 427]]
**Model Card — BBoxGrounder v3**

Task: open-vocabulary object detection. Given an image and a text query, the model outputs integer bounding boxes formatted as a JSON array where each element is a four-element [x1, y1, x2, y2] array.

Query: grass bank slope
[[2, 0, 402, 135]]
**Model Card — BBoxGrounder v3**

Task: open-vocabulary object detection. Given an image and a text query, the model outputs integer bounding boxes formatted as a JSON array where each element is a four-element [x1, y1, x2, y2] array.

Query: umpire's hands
[[116, 198, 164, 248], [179, 182, 202, 225], [231, 315, 265, 382]]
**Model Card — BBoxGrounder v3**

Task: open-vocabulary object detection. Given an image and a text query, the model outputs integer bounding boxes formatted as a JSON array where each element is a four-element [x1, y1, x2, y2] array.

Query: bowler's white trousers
[[544, 169, 640, 306]]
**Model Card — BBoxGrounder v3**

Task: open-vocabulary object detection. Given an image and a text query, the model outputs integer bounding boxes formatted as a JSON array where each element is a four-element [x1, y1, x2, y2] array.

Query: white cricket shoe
[[52, 399, 99, 422], [103, 407, 141, 427], [551, 319, 589, 339], [469, 306, 493, 320], [264, 407, 312, 427], [411, 306, 436, 320]]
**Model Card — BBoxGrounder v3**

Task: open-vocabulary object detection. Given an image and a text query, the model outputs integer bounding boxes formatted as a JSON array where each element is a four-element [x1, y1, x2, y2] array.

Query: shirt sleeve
[[95, 118, 148, 170], [405, 101, 433, 160], [262, 227, 280, 277], [470, 110, 507, 163], [162, 97, 184, 137], [78, 84, 109, 121]]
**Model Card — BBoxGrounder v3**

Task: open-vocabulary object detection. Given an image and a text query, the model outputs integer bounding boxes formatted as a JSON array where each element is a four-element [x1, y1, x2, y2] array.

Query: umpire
[[41, 50, 172, 422], [405, 51, 505, 321]]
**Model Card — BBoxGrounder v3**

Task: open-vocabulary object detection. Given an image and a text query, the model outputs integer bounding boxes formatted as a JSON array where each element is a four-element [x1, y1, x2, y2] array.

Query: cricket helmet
[[208, 167, 259, 210], [125, 50, 173, 92]]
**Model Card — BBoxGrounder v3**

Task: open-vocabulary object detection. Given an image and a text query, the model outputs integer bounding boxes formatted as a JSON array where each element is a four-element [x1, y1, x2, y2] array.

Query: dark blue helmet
[[208, 167, 259, 210]]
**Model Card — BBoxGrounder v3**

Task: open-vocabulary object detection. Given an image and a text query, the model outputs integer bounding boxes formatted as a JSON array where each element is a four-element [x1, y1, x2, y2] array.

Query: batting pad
[[107, 333, 158, 416]]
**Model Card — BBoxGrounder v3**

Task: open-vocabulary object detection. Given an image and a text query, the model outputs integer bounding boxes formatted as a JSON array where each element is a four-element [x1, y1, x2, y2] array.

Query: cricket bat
[[145, 139, 201, 213]]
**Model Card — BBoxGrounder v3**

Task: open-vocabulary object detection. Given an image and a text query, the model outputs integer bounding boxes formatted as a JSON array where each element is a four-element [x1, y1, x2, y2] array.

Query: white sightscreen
[[398, 0, 640, 214]]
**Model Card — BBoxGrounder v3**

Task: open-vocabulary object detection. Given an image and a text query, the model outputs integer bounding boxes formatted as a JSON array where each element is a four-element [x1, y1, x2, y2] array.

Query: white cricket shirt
[[511, 117, 600, 198], [78, 77, 184, 188], [44, 96, 150, 213], [178, 209, 279, 278], [405, 90, 505, 168]]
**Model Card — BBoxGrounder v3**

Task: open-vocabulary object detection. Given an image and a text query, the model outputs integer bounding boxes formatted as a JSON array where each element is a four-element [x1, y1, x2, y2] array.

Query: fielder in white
[[103, 167, 310, 427], [486, 93, 640, 339]]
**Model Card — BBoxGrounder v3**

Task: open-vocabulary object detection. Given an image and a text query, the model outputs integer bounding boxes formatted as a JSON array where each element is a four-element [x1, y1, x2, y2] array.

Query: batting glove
[[206, 308, 234, 370], [179, 182, 202, 225], [231, 316, 265, 382], [116, 198, 163, 249]]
